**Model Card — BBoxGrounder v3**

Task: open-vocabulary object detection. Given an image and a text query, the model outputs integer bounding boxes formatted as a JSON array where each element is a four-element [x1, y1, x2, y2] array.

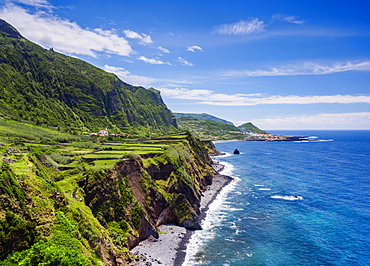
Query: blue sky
[[1, 0, 370, 129]]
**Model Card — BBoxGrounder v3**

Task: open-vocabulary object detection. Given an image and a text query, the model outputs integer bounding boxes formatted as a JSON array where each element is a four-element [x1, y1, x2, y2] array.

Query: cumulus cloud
[[215, 18, 266, 35], [103, 65, 155, 86], [138, 56, 171, 65], [224, 61, 370, 77], [272, 14, 304, 25], [178, 57, 193, 66], [159, 88, 370, 106], [252, 112, 370, 129], [186, 45, 203, 52], [0, 3, 132, 57], [123, 29, 152, 44]]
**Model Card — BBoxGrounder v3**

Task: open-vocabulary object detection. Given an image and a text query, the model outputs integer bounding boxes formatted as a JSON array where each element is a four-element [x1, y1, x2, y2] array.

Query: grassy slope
[[0, 120, 211, 264], [0, 19, 177, 137], [176, 116, 244, 140]]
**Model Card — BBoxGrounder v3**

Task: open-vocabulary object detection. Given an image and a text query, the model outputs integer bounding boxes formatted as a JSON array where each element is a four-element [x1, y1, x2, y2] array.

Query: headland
[[129, 162, 233, 265]]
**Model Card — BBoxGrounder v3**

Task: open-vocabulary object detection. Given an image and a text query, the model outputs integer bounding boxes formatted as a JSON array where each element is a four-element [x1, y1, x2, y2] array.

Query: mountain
[[174, 113, 234, 125], [238, 122, 269, 134], [0, 19, 177, 137]]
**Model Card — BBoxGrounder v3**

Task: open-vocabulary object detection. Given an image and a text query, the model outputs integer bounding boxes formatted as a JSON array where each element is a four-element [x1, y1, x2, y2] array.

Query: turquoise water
[[184, 130, 370, 265]]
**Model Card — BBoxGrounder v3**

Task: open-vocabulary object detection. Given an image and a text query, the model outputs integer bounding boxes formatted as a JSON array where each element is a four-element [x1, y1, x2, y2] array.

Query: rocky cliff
[[82, 133, 216, 251], [0, 132, 218, 265]]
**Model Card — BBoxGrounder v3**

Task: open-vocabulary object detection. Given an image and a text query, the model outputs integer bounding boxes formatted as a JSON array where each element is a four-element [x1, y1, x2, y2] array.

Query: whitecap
[[218, 161, 235, 177], [229, 208, 244, 211], [225, 238, 246, 243], [254, 184, 264, 187], [258, 188, 271, 191], [271, 195, 303, 200]]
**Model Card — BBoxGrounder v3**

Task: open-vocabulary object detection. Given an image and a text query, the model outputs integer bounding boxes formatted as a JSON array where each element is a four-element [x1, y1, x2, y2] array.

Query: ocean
[[183, 130, 370, 265]]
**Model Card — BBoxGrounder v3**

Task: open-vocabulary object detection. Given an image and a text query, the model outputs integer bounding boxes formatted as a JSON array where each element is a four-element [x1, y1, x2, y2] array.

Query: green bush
[[164, 143, 191, 167], [50, 211, 82, 251], [0, 241, 89, 266], [0, 166, 27, 209], [0, 211, 39, 261], [49, 152, 72, 165]]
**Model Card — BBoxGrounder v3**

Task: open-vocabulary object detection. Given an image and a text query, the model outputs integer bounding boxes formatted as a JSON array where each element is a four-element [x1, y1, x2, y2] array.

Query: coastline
[[129, 162, 233, 266]]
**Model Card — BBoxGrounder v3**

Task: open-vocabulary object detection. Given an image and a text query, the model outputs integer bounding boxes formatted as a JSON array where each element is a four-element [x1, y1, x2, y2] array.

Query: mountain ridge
[[174, 113, 234, 125], [238, 122, 269, 134], [0, 19, 177, 137]]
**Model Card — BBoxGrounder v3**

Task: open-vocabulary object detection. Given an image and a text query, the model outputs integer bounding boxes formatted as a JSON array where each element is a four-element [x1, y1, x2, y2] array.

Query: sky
[[1, 0, 370, 130]]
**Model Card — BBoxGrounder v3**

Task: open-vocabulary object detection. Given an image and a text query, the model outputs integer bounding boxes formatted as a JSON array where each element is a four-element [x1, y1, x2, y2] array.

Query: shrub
[[0, 241, 89, 266], [0, 211, 40, 261]]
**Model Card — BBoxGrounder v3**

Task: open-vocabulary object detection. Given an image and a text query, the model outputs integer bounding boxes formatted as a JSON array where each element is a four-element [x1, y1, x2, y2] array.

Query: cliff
[[0, 131, 217, 265], [0, 19, 177, 136], [82, 133, 215, 245], [0, 19, 219, 265]]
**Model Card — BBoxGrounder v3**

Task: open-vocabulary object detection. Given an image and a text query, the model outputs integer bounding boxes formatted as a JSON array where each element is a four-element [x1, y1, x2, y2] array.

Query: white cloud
[[215, 18, 266, 35], [103, 65, 155, 86], [272, 14, 304, 25], [158, 46, 170, 53], [252, 112, 370, 130], [0, 4, 132, 57], [123, 29, 152, 44], [160, 87, 212, 99], [10, 0, 52, 8], [138, 56, 171, 65], [159, 88, 370, 106], [224, 61, 370, 77], [187, 45, 203, 52], [178, 57, 193, 66]]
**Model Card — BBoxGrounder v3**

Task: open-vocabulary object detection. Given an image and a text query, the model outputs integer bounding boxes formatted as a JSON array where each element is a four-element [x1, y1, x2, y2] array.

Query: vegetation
[[0, 119, 214, 263], [0, 19, 177, 137], [174, 112, 233, 125], [176, 116, 245, 140], [0, 241, 89, 266], [0, 20, 219, 264], [238, 122, 269, 134]]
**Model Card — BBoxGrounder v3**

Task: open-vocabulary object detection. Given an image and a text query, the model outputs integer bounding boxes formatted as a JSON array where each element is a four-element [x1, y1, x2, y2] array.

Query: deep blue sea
[[184, 130, 370, 265]]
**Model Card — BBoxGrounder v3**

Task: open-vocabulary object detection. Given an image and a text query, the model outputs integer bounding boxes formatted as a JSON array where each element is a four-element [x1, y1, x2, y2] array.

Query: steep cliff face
[[82, 133, 217, 250], [0, 130, 219, 265]]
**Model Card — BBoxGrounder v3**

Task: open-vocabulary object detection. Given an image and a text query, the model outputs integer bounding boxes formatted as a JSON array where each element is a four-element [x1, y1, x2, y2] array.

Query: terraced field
[[3, 134, 188, 174]]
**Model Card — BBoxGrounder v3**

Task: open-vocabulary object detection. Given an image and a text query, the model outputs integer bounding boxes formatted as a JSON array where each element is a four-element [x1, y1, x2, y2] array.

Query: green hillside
[[174, 113, 234, 125], [238, 122, 269, 134], [0, 19, 177, 137], [0, 118, 218, 264], [176, 116, 244, 140]]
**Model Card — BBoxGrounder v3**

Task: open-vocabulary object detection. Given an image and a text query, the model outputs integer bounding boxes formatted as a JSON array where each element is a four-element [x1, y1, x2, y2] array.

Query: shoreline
[[129, 162, 233, 266]]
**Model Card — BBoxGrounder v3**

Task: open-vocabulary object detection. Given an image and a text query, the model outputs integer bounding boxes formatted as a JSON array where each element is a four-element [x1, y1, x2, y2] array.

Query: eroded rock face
[[82, 135, 217, 256], [144, 162, 175, 180]]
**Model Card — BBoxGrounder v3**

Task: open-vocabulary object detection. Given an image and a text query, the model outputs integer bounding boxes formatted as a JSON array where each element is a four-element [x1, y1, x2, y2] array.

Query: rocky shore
[[129, 163, 233, 266]]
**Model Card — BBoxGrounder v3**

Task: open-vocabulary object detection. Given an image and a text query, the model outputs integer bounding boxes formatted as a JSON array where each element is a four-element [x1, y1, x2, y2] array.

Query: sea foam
[[183, 158, 239, 265]]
